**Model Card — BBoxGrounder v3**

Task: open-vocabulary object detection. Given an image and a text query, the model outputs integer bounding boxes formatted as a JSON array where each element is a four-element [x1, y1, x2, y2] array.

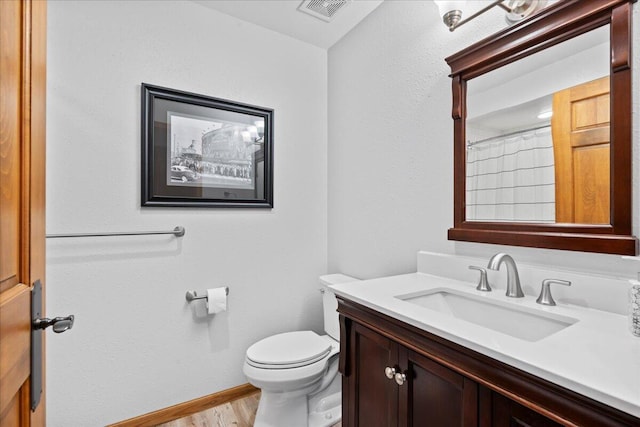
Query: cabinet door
[[490, 391, 562, 427], [346, 323, 399, 427], [398, 348, 478, 427]]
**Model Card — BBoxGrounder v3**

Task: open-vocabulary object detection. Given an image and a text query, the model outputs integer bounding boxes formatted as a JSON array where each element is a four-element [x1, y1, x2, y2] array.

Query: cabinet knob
[[384, 366, 396, 379], [394, 371, 407, 386]]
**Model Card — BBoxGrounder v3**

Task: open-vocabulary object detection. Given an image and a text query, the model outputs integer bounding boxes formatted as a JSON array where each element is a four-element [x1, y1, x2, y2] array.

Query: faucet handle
[[469, 266, 492, 292], [536, 279, 571, 306]]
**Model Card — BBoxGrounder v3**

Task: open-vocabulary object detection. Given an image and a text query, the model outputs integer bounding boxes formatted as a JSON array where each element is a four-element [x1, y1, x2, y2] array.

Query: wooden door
[[398, 347, 477, 427], [0, 1, 47, 426], [345, 323, 399, 427], [552, 76, 610, 224]]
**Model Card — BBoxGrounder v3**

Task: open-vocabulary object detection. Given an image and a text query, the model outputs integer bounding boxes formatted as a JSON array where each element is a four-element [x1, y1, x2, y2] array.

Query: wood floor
[[155, 392, 342, 427], [156, 393, 260, 427]]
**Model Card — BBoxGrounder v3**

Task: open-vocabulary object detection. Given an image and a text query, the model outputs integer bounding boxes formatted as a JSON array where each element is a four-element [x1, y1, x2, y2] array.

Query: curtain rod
[[46, 226, 185, 239], [467, 124, 551, 147]]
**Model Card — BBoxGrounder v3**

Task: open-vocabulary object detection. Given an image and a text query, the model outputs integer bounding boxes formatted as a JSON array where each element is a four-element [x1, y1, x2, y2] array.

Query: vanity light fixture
[[537, 111, 553, 119], [434, 0, 547, 32]]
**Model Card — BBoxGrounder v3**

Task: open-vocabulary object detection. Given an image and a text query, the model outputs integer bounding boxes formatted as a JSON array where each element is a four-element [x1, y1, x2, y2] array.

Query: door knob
[[30, 280, 75, 412], [384, 366, 397, 379], [33, 315, 75, 333], [394, 371, 407, 386]]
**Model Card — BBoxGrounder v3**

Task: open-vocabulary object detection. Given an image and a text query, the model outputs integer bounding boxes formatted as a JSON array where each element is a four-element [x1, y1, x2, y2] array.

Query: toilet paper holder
[[185, 287, 229, 303]]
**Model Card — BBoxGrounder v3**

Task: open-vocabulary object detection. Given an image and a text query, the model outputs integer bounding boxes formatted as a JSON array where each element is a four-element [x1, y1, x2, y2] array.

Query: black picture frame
[[141, 83, 274, 208]]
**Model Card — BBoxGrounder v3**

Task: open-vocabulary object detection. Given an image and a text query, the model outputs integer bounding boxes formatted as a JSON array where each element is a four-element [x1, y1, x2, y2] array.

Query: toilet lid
[[246, 331, 332, 369]]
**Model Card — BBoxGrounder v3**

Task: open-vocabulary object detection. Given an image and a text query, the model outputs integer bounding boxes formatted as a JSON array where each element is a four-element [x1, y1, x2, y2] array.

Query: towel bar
[[46, 226, 185, 239]]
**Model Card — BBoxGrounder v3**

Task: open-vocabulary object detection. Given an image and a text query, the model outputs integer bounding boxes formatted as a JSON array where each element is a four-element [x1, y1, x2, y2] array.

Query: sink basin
[[396, 288, 578, 342]]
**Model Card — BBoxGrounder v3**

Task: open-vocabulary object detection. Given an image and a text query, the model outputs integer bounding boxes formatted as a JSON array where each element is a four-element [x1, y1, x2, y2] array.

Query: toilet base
[[308, 393, 341, 427], [253, 392, 308, 427], [308, 375, 341, 427], [253, 372, 341, 427]]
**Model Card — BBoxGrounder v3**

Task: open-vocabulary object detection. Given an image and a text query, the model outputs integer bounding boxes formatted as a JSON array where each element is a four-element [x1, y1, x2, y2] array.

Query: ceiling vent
[[298, 0, 352, 23]]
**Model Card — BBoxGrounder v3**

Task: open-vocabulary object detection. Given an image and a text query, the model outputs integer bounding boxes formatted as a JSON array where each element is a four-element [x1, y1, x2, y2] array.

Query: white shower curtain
[[466, 127, 555, 222]]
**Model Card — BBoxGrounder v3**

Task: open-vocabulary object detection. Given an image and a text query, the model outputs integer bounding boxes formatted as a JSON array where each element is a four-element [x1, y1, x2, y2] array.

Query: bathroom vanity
[[331, 0, 640, 424], [332, 253, 640, 427], [332, 0, 640, 422]]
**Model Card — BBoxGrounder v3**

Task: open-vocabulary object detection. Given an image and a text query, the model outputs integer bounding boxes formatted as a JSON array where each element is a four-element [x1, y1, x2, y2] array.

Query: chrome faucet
[[487, 253, 524, 298]]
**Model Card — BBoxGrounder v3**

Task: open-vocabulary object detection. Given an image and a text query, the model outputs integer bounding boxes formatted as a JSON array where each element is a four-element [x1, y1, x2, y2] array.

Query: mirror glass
[[465, 25, 609, 224]]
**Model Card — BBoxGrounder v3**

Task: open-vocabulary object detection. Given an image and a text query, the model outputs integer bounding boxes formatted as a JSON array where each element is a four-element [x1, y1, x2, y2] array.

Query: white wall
[[46, 1, 327, 425], [328, 1, 640, 280]]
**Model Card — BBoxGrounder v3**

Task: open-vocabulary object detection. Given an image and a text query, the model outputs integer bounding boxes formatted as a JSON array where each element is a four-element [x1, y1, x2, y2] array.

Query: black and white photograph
[[167, 113, 262, 190], [141, 84, 274, 208]]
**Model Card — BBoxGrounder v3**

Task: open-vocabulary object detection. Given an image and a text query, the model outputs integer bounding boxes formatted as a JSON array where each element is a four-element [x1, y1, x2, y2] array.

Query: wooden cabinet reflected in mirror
[[446, 0, 637, 255]]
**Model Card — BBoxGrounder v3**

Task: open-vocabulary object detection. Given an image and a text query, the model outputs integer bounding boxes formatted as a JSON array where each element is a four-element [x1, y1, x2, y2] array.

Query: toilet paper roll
[[207, 287, 227, 315]]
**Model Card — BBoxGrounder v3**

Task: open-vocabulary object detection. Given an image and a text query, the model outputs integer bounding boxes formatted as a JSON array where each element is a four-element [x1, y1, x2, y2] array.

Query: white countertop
[[331, 272, 640, 418]]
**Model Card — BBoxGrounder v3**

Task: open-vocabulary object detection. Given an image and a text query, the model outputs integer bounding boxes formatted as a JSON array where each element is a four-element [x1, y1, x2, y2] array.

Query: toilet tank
[[319, 274, 359, 341]]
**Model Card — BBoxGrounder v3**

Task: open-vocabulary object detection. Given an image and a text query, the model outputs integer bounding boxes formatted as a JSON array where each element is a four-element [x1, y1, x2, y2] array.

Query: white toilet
[[243, 274, 357, 427]]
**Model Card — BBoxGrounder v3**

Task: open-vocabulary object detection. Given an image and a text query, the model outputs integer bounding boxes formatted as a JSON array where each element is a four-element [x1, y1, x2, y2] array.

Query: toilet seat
[[246, 331, 332, 369]]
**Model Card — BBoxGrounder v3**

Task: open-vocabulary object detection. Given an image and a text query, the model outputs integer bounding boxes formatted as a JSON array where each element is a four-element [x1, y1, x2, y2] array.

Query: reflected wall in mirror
[[446, 0, 637, 255], [465, 26, 610, 224]]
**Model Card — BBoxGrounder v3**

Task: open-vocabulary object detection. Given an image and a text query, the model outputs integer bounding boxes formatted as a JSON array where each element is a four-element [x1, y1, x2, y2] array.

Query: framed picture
[[141, 83, 274, 208]]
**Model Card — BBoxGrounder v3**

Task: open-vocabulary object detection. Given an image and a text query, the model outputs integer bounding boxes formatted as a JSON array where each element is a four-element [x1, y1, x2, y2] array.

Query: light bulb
[[434, 0, 466, 17], [434, 0, 466, 29]]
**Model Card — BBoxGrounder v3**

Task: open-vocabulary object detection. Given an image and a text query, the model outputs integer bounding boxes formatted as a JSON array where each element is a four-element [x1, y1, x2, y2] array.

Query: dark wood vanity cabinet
[[344, 322, 477, 427], [346, 322, 398, 426], [399, 346, 478, 427], [338, 297, 640, 427], [489, 392, 562, 427]]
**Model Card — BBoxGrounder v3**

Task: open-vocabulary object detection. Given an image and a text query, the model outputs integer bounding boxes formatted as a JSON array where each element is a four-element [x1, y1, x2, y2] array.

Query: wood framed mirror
[[446, 0, 638, 255]]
